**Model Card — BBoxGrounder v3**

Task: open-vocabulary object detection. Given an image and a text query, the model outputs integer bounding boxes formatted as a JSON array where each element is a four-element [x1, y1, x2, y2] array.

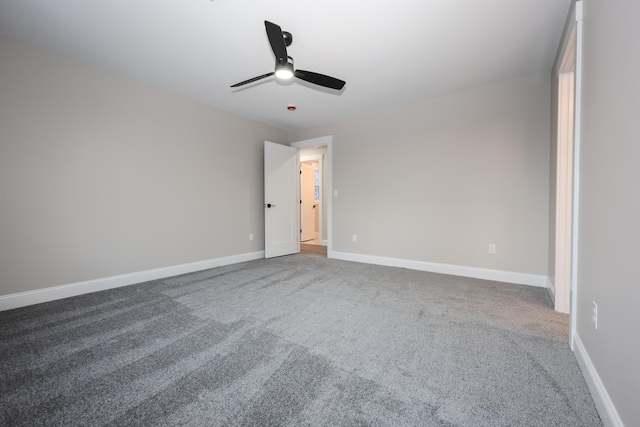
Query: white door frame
[[554, 1, 583, 349], [570, 1, 583, 350], [291, 136, 333, 257], [300, 154, 324, 245]]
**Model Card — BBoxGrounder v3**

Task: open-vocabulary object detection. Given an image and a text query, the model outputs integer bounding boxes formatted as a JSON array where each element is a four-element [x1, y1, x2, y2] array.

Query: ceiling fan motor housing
[[282, 31, 293, 47]]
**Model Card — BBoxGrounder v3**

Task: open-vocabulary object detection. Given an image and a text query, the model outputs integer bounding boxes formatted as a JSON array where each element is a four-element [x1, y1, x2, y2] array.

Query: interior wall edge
[[0, 251, 265, 312], [573, 333, 625, 427], [546, 276, 556, 298]]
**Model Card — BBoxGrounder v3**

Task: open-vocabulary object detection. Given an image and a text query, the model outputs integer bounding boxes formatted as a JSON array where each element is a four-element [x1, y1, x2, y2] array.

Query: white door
[[264, 141, 300, 258], [300, 162, 316, 242]]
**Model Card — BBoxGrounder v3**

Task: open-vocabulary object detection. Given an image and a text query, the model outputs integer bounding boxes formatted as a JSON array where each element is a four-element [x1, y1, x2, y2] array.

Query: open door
[[264, 141, 300, 258]]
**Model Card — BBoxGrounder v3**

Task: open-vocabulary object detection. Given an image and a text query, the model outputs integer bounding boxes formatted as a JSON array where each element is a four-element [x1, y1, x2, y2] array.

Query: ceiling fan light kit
[[275, 60, 294, 80], [231, 21, 346, 91]]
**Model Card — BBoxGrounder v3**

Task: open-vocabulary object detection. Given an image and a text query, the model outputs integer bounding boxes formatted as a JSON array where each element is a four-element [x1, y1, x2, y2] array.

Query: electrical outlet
[[352, 234, 357, 243], [489, 244, 496, 254], [249, 233, 254, 241], [592, 301, 598, 330]]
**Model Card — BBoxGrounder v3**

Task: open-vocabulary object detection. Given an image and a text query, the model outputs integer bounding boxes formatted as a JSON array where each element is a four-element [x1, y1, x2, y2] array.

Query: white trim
[[291, 136, 333, 257], [291, 135, 332, 148], [331, 251, 547, 287], [571, 0, 584, 350], [573, 334, 624, 427], [575, 0, 583, 21], [0, 251, 264, 312], [299, 154, 323, 162]]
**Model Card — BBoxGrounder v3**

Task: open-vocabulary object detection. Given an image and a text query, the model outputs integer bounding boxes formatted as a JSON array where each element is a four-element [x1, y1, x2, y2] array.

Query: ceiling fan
[[231, 21, 346, 91]]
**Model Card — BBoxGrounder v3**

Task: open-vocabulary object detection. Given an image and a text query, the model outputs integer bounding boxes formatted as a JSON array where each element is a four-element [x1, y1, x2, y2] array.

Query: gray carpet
[[0, 255, 602, 426]]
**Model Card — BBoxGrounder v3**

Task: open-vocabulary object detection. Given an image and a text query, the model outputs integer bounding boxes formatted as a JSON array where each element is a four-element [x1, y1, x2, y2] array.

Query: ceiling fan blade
[[230, 72, 275, 88], [294, 70, 346, 90], [265, 21, 288, 65]]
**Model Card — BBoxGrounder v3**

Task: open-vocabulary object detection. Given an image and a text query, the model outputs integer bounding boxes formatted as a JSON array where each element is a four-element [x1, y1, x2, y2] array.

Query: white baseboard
[[320, 239, 328, 246], [573, 334, 624, 427], [0, 251, 265, 312], [330, 251, 547, 288]]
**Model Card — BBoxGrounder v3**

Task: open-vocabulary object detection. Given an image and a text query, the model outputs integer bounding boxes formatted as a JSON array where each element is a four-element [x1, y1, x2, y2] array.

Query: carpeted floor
[[0, 255, 602, 426]]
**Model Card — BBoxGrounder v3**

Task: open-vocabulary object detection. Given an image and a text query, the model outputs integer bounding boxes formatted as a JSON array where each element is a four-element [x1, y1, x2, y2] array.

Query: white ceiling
[[0, 0, 571, 131]]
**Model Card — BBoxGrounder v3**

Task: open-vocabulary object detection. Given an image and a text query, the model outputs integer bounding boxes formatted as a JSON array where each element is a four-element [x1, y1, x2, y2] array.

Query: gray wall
[[290, 75, 551, 276], [0, 35, 288, 296], [577, 1, 640, 424]]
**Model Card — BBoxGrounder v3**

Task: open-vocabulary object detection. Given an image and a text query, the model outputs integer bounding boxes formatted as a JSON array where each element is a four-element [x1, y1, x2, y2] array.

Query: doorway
[[291, 136, 333, 258], [554, 27, 576, 315], [552, 0, 583, 349], [300, 156, 322, 243]]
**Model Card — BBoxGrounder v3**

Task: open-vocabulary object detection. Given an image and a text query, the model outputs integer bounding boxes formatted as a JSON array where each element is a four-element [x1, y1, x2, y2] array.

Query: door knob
[[264, 203, 276, 208]]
